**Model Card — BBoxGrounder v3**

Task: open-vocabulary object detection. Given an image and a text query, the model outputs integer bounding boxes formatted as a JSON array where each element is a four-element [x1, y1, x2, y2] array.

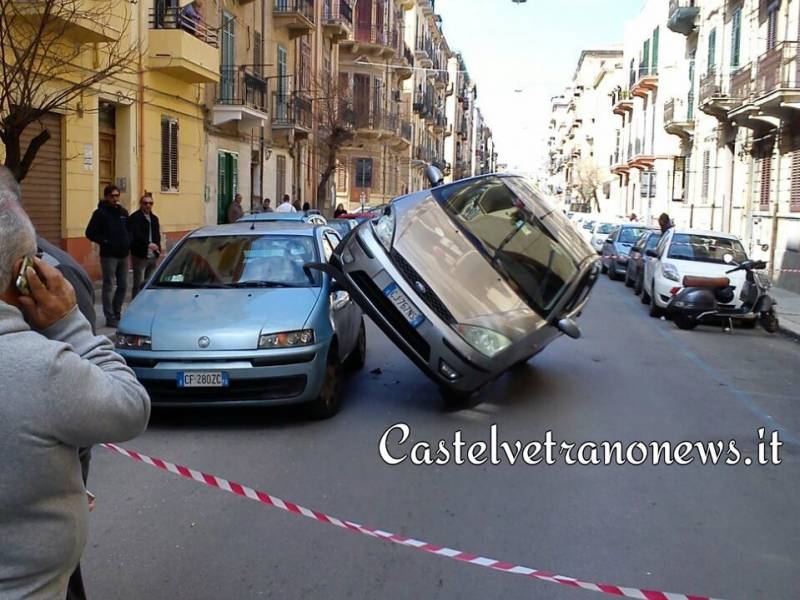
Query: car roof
[[238, 212, 315, 221], [188, 222, 321, 237], [671, 228, 741, 239]]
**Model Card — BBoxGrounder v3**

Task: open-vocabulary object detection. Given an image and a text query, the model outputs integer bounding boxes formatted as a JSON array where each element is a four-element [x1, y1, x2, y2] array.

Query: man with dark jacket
[[85, 184, 130, 327], [127, 193, 161, 299]]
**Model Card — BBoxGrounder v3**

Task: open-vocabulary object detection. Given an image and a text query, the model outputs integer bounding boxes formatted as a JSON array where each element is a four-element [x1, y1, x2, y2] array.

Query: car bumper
[[331, 225, 516, 393], [119, 342, 330, 407]]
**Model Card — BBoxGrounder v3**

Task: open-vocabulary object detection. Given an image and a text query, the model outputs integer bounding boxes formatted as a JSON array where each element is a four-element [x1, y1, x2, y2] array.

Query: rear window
[[596, 223, 615, 234], [156, 235, 320, 288], [667, 234, 747, 264], [618, 227, 649, 244]]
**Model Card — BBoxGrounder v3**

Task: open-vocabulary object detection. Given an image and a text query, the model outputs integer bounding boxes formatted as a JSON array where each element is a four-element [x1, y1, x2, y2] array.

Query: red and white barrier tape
[[101, 443, 721, 600]]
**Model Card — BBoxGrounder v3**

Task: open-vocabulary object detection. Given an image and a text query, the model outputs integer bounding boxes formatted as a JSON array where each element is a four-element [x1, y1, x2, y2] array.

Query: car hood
[[392, 195, 543, 342], [667, 260, 747, 287], [121, 287, 321, 351]]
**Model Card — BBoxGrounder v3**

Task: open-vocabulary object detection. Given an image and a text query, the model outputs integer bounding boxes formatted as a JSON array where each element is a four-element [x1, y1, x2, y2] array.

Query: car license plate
[[383, 282, 425, 328], [177, 371, 229, 388]]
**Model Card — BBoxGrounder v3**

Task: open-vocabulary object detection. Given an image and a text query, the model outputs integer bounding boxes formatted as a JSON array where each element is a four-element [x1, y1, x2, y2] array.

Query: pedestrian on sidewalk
[[262, 198, 273, 212], [275, 194, 296, 213], [85, 184, 130, 328], [334, 203, 347, 218], [0, 170, 150, 600], [128, 193, 161, 299], [658, 213, 673, 234], [227, 193, 244, 223]]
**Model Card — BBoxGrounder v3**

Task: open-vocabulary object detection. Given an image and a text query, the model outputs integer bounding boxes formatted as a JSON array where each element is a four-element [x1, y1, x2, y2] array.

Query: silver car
[[314, 173, 600, 402]]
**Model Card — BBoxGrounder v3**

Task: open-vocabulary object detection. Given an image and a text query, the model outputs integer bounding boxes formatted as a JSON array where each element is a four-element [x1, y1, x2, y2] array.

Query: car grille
[[144, 375, 307, 403], [389, 249, 455, 325], [350, 270, 431, 361], [125, 354, 315, 369]]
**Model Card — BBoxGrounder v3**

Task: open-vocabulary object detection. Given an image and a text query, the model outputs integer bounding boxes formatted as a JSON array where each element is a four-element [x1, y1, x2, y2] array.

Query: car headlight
[[454, 324, 512, 358], [661, 262, 680, 282], [116, 334, 152, 350], [371, 209, 396, 251], [258, 329, 315, 349]]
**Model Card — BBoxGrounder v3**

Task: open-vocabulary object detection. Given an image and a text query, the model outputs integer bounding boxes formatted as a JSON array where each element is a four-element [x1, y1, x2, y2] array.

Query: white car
[[641, 228, 749, 317], [589, 221, 619, 253]]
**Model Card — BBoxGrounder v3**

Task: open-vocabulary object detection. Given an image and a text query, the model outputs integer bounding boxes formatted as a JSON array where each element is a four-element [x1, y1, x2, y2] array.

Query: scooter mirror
[[723, 253, 734, 264], [761, 244, 770, 252]]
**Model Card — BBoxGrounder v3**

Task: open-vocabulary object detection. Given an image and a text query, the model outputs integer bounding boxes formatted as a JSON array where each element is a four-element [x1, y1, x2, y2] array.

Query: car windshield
[[667, 234, 747, 264], [432, 177, 578, 316], [618, 227, 649, 244], [155, 234, 320, 288], [327, 221, 352, 238], [596, 223, 616, 234], [582, 221, 595, 230]]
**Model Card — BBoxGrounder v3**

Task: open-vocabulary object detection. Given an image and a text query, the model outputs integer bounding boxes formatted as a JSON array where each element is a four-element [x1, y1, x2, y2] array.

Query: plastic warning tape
[[101, 443, 722, 600]]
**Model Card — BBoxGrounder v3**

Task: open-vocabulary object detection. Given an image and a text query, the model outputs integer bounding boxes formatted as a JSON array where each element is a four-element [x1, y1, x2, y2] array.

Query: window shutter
[[169, 119, 179, 191], [791, 151, 800, 212], [760, 154, 772, 211], [254, 31, 263, 77], [702, 150, 710, 200], [767, 4, 778, 51], [707, 28, 716, 73], [161, 117, 170, 191], [652, 27, 659, 74], [731, 8, 741, 69], [232, 153, 238, 196]]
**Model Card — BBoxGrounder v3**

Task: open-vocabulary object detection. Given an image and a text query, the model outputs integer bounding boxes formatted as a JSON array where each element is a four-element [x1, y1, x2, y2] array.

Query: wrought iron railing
[[217, 67, 268, 112], [274, 0, 315, 23], [756, 41, 799, 96], [271, 92, 312, 130], [323, 0, 353, 27], [730, 64, 753, 101], [149, 5, 218, 46]]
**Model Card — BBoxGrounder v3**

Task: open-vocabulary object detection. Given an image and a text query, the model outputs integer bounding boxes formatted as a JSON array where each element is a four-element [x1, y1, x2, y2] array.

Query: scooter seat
[[682, 276, 730, 288]]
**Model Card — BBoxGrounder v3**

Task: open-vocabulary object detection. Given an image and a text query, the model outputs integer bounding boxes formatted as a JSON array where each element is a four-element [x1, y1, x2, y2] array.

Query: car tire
[[760, 310, 780, 333], [307, 344, 343, 419], [640, 278, 650, 303], [344, 318, 367, 371], [608, 265, 619, 281], [624, 268, 634, 288], [674, 314, 697, 330], [600, 262, 608, 274], [440, 386, 479, 409], [648, 285, 663, 318]]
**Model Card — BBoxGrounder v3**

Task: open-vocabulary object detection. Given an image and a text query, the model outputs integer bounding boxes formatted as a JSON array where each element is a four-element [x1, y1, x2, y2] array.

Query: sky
[[435, 0, 644, 176]]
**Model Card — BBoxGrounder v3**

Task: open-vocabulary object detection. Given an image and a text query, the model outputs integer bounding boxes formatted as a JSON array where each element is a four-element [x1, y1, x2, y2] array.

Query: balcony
[[429, 113, 447, 135], [148, 8, 219, 84], [627, 139, 654, 170], [394, 44, 414, 80], [631, 66, 659, 98], [271, 93, 312, 139], [273, 0, 315, 40], [667, 0, 699, 36], [433, 69, 449, 91], [344, 20, 399, 59], [351, 108, 399, 141], [419, 0, 434, 17], [413, 145, 435, 165], [322, 0, 353, 42], [13, 0, 127, 43], [611, 88, 633, 117], [415, 35, 434, 68], [753, 42, 800, 115], [212, 67, 269, 128], [698, 71, 738, 119], [663, 97, 695, 139]]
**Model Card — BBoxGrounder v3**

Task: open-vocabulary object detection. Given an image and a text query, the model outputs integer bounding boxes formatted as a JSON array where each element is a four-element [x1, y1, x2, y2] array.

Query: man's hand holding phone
[[17, 257, 77, 330]]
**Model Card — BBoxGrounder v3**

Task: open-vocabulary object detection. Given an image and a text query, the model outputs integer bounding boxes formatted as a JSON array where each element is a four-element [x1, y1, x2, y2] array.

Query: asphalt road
[[84, 277, 800, 600]]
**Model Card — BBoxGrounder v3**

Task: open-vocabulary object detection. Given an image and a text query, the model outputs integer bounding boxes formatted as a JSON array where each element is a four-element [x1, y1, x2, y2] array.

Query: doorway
[[217, 150, 238, 223]]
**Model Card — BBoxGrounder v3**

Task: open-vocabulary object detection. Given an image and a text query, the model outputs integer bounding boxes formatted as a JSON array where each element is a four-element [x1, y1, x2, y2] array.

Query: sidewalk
[[772, 286, 800, 339]]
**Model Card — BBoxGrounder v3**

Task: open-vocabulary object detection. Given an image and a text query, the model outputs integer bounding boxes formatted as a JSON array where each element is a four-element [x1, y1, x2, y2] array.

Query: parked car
[[589, 221, 619, 253], [116, 222, 365, 418], [326, 218, 358, 239], [625, 230, 663, 293], [238, 212, 328, 226], [641, 228, 749, 318], [600, 224, 657, 281], [313, 172, 600, 402]]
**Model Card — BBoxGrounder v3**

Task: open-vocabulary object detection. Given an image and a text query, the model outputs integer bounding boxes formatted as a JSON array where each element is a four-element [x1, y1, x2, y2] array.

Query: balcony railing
[[667, 0, 699, 36], [217, 67, 268, 112], [272, 92, 312, 130], [414, 145, 435, 163], [274, 0, 315, 23], [730, 64, 753, 101], [699, 70, 728, 104], [399, 120, 412, 142], [323, 0, 353, 27], [756, 41, 799, 97], [149, 5, 218, 46], [403, 44, 415, 66]]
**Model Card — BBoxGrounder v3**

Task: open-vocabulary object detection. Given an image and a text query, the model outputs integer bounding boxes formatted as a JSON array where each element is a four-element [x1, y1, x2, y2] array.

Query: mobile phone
[[15, 256, 34, 296]]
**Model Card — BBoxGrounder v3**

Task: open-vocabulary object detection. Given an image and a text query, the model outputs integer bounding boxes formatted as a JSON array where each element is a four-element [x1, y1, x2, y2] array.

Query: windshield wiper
[[229, 280, 296, 288], [154, 281, 231, 289]]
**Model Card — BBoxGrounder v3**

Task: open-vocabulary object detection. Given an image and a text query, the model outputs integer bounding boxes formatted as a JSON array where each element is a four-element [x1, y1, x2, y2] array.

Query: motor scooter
[[666, 254, 779, 333]]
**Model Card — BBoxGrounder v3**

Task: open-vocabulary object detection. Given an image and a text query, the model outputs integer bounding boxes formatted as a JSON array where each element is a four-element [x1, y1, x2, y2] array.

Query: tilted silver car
[[313, 172, 600, 401]]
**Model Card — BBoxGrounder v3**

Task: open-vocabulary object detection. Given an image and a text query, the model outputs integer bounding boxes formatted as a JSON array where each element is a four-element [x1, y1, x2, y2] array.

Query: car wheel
[[344, 318, 367, 371], [608, 265, 619, 281], [600, 261, 608, 274], [648, 285, 663, 318], [307, 345, 343, 419], [624, 268, 634, 288], [640, 278, 650, 303], [674, 314, 697, 330]]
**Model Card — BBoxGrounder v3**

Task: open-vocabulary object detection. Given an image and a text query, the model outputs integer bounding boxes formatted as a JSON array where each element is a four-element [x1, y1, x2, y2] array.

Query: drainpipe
[[769, 134, 781, 280], [259, 0, 265, 211], [725, 138, 735, 233], [137, 2, 145, 196]]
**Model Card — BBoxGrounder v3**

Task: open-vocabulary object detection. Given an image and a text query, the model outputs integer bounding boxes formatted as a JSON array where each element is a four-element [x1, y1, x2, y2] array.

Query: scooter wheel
[[760, 311, 780, 334], [675, 314, 697, 330]]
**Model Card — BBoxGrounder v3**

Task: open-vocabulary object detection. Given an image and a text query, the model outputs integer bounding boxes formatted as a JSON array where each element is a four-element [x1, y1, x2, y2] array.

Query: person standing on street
[[128, 193, 162, 299], [334, 203, 347, 218], [227, 193, 244, 223], [85, 184, 130, 328], [275, 194, 297, 213], [658, 212, 673, 234], [0, 170, 150, 600], [302, 202, 311, 212], [262, 198, 273, 212]]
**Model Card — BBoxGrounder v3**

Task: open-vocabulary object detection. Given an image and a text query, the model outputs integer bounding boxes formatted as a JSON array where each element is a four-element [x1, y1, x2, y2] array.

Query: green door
[[217, 151, 239, 224]]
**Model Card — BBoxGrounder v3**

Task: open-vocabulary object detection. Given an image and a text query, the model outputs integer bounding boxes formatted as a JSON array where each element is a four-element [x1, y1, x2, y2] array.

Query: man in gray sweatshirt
[[0, 171, 151, 599]]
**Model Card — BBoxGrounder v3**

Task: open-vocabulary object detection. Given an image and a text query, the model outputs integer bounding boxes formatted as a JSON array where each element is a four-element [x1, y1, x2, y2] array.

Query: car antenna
[[250, 219, 256, 231]]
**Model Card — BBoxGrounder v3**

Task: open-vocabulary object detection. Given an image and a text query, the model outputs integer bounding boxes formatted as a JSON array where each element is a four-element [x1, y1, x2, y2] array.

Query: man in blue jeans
[[85, 184, 130, 328]]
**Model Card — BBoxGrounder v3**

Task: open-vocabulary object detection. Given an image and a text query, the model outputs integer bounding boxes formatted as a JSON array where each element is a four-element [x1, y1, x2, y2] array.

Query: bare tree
[[0, 0, 136, 182], [573, 158, 603, 213], [311, 74, 355, 211]]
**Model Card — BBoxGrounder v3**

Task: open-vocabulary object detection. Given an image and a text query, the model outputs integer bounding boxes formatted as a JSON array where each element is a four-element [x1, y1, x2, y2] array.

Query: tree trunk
[[1, 126, 50, 183]]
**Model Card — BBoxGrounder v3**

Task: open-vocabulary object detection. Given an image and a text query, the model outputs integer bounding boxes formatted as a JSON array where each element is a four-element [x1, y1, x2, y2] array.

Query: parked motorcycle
[[666, 254, 779, 333]]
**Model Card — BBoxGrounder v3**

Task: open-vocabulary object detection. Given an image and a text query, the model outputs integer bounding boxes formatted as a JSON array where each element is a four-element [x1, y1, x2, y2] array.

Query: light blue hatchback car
[[116, 222, 365, 418]]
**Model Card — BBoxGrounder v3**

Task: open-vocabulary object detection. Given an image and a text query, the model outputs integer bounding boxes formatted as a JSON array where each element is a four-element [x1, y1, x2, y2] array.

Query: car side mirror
[[330, 279, 345, 293], [645, 249, 658, 258], [556, 318, 581, 339]]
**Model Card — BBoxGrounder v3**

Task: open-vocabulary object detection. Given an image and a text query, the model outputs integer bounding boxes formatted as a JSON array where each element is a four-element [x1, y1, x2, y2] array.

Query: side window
[[321, 232, 340, 261], [655, 231, 671, 257], [608, 227, 619, 242]]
